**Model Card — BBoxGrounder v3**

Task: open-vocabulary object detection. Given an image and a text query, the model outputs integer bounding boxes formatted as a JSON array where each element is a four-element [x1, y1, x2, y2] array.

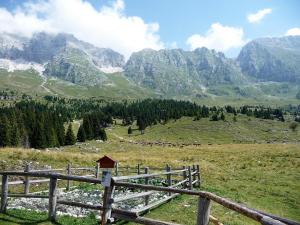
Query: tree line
[[0, 101, 110, 149]]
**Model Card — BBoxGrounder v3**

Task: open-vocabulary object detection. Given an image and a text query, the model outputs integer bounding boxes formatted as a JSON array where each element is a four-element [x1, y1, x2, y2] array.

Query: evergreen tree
[[98, 129, 107, 141], [31, 118, 46, 149], [0, 116, 10, 147], [220, 113, 225, 121], [83, 116, 93, 140], [128, 126, 132, 135], [77, 125, 86, 142], [65, 124, 76, 145]]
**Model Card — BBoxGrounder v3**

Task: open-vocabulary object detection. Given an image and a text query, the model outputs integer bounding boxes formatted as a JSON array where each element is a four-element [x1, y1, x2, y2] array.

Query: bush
[[289, 122, 298, 132]]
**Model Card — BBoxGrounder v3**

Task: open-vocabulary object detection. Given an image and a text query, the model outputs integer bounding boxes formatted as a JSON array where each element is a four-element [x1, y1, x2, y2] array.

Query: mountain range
[[0, 32, 299, 102]]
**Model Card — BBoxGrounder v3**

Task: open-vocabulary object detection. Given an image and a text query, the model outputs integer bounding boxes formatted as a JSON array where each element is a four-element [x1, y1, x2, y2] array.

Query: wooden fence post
[[115, 162, 119, 176], [182, 166, 187, 189], [188, 166, 193, 190], [197, 197, 211, 225], [196, 164, 201, 188], [101, 179, 115, 225], [66, 164, 71, 191], [0, 175, 8, 213], [137, 164, 140, 175], [48, 177, 58, 222], [95, 163, 100, 179], [24, 163, 30, 194], [192, 165, 197, 188], [166, 164, 171, 196], [144, 167, 149, 206]]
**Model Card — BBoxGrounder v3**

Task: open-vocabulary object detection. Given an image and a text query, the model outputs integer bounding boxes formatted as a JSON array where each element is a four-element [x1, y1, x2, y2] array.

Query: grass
[[113, 115, 300, 144], [0, 117, 299, 224]]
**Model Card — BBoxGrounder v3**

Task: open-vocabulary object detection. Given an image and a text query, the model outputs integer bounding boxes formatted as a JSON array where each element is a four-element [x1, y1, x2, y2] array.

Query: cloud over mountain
[[0, 0, 164, 58], [186, 23, 246, 53]]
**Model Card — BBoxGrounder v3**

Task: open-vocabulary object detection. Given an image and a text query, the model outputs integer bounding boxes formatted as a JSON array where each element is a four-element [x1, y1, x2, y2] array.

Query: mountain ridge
[[0, 32, 299, 101]]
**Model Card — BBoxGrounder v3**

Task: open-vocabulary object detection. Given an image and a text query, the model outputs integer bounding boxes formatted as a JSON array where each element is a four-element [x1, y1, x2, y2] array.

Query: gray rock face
[[124, 48, 246, 95], [237, 36, 300, 83], [0, 32, 125, 86]]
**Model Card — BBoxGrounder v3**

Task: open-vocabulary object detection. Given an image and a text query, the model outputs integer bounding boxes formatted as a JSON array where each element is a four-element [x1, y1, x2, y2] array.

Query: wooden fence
[[0, 163, 299, 225]]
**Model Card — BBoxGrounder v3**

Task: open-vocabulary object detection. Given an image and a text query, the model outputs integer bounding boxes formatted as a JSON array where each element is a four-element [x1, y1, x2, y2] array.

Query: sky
[[0, 0, 299, 58]]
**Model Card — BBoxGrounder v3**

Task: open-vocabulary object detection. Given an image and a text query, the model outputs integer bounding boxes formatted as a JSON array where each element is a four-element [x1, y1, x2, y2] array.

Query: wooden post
[[260, 216, 287, 225], [197, 197, 211, 225], [182, 166, 187, 189], [196, 164, 201, 188], [101, 179, 115, 225], [137, 164, 140, 175], [48, 177, 58, 222], [115, 162, 119, 176], [0, 175, 8, 213], [166, 165, 171, 196], [188, 166, 193, 190], [24, 164, 30, 194], [192, 165, 197, 188], [95, 163, 100, 179], [144, 167, 149, 206], [66, 164, 71, 191]]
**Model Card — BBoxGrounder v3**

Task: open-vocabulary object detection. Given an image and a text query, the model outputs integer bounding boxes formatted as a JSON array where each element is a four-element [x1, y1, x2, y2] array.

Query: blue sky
[[1, 0, 300, 58]]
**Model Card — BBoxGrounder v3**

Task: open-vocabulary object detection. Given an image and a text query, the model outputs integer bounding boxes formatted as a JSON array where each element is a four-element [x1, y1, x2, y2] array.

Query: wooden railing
[[0, 164, 298, 225]]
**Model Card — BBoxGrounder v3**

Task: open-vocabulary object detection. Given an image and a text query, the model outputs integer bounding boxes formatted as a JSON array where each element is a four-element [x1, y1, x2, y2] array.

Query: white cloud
[[0, 0, 163, 58], [247, 8, 272, 23], [186, 23, 246, 53], [285, 27, 300, 36]]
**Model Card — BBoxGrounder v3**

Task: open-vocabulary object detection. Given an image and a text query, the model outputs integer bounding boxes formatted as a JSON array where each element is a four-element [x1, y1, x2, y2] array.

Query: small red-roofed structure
[[96, 155, 116, 168]]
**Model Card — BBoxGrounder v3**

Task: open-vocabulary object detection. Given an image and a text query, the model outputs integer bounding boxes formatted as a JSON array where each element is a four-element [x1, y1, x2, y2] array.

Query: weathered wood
[[135, 193, 180, 215], [196, 165, 201, 187], [188, 166, 192, 190], [209, 215, 224, 225], [95, 164, 100, 179], [182, 166, 187, 189], [24, 164, 30, 194], [0, 175, 8, 213], [171, 179, 188, 188], [192, 165, 197, 188], [244, 204, 300, 225], [145, 167, 150, 206], [57, 200, 140, 219], [8, 194, 49, 198], [197, 197, 211, 225], [0, 172, 102, 184], [66, 164, 71, 191], [115, 162, 119, 176], [48, 177, 58, 222], [101, 180, 115, 225], [166, 165, 171, 196], [113, 191, 154, 203], [137, 164, 141, 175], [260, 216, 287, 225], [113, 169, 186, 181], [113, 182, 266, 222], [114, 213, 182, 225]]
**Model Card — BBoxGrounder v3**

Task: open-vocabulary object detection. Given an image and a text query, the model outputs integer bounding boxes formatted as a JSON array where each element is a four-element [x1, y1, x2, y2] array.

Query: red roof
[[96, 155, 117, 168]]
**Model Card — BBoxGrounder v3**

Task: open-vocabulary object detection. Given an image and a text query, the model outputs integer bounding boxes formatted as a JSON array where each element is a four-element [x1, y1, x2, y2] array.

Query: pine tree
[[0, 116, 10, 147], [83, 116, 93, 140], [77, 124, 86, 142], [98, 129, 107, 141], [128, 126, 132, 135], [65, 124, 76, 145], [220, 113, 225, 121]]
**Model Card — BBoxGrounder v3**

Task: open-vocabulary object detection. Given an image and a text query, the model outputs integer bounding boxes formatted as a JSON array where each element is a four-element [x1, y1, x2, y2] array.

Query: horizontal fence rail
[[0, 163, 298, 225]]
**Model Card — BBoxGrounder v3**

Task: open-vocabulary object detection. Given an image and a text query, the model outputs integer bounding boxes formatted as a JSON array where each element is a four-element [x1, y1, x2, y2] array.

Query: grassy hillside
[[1, 68, 299, 106], [0, 69, 154, 100], [112, 115, 300, 144], [0, 116, 299, 224]]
